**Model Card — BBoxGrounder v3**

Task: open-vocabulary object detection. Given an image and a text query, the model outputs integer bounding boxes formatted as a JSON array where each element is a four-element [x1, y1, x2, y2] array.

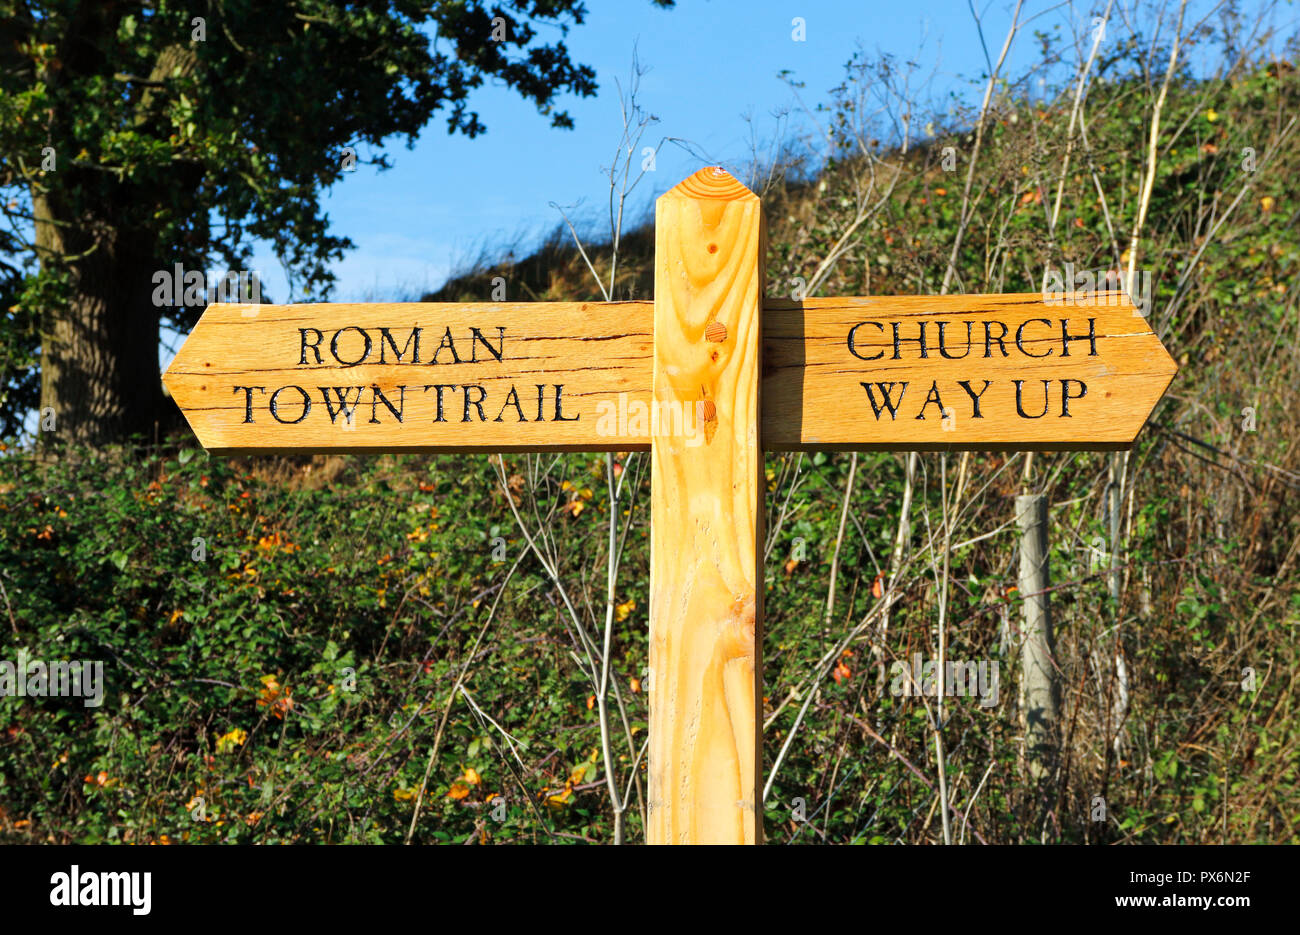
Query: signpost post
[[164, 167, 1177, 844]]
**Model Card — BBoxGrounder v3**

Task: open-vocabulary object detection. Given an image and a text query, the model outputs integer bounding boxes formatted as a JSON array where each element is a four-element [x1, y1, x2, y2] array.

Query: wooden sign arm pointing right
[[763, 293, 1177, 451]]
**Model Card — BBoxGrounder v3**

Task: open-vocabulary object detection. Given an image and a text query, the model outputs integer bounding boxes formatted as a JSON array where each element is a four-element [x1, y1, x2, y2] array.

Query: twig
[[1124, 0, 1188, 290], [404, 553, 522, 844]]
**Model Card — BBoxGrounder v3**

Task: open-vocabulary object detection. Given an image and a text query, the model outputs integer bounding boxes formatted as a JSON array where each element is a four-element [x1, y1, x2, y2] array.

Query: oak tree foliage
[[0, 0, 673, 440]]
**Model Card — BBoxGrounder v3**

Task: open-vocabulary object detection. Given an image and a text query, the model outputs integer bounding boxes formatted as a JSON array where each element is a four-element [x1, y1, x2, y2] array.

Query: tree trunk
[[35, 192, 174, 446]]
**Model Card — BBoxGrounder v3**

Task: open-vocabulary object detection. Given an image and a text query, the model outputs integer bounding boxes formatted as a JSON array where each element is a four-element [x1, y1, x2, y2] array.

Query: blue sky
[[224, 0, 1292, 308], [241, 0, 1093, 303]]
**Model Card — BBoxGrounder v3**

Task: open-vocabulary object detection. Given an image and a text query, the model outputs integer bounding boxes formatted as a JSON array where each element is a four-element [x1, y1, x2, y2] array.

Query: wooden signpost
[[164, 167, 1177, 844]]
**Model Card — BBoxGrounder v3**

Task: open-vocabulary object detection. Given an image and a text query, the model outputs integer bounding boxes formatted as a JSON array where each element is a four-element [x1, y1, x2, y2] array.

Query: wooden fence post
[[1015, 493, 1059, 781], [648, 167, 764, 844]]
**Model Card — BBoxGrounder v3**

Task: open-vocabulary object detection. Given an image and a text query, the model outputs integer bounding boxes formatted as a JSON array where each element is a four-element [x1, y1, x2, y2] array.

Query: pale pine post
[[1015, 493, 1058, 780], [648, 167, 764, 844]]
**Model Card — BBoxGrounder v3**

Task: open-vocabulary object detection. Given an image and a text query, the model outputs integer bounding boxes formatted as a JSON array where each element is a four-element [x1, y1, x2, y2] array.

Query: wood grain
[[161, 301, 652, 454], [166, 294, 1174, 454], [647, 167, 764, 845], [763, 293, 1177, 451]]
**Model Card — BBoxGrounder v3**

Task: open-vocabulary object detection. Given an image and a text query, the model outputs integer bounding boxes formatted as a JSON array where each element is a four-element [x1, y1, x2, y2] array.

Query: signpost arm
[[648, 168, 765, 844]]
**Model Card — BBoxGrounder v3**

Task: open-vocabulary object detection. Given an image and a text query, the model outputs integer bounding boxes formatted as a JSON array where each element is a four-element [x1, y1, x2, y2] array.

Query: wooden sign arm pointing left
[[162, 300, 655, 455]]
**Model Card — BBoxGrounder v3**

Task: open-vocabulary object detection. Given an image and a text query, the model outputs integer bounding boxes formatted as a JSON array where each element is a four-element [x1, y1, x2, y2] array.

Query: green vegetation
[[1, 14, 1297, 844]]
